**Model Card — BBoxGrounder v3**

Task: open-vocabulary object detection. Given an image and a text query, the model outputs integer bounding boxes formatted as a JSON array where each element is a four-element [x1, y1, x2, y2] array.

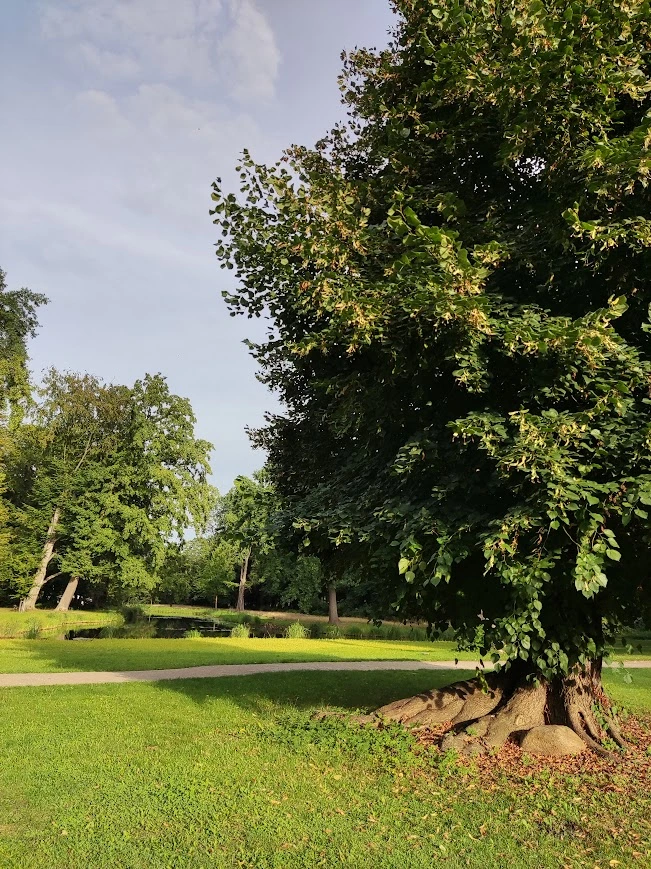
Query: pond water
[[66, 616, 233, 640]]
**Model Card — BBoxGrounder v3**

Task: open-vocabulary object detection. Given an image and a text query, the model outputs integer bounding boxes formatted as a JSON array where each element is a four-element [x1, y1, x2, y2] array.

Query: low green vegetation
[[0, 670, 648, 869], [0, 637, 474, 674], [0, 608, 122, 639]]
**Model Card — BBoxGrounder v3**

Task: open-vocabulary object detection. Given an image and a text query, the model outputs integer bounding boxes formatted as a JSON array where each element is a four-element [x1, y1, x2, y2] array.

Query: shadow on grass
[[3, 635, 473, 716], [148, 668, 476, 718]]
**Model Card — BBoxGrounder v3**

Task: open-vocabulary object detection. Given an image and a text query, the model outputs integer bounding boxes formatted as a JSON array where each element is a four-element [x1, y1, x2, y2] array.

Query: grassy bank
[[0, 669, 648, 868], [0, 608, 122, 639], [143, 604, 434, 640]]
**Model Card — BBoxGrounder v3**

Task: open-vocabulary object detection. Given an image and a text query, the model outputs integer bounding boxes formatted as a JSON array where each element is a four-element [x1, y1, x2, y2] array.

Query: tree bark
[[55, 576, 79, 612], [21, 506, 61, 611], [328, 583, 339, 624], [365, 658, 625, 757], [236, 547, 251, 612]]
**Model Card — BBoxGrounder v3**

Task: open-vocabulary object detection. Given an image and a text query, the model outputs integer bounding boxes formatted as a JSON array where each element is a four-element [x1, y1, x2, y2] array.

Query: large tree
[[212, 0, 651, 753], [12, 372, 213, 609]]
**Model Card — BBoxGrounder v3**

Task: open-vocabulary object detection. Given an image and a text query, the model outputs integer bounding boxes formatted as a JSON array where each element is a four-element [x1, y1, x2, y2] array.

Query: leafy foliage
[[212, 0, 651, 677], [2, 372, 214, 605]]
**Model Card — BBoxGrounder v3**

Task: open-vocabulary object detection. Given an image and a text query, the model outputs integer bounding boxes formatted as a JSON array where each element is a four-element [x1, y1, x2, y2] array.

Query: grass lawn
[[0, 669, 648, 868], [1, 635, 649, 675], [0, 608, 122, 639], [0, 637, 477, 673]]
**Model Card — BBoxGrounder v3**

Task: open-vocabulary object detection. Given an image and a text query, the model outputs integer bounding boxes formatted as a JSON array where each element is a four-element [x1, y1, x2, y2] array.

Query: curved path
[[1, 658, 649, 688]]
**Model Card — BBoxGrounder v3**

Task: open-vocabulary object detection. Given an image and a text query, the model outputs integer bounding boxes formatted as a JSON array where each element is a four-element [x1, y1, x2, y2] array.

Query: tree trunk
[[55, 576, 79, 612], [214, 595, 219, 610], [365, 659, 625, 757], [236, 547, 251, 612], [328, 583, 339, 624], [21, 507, 61, 611]]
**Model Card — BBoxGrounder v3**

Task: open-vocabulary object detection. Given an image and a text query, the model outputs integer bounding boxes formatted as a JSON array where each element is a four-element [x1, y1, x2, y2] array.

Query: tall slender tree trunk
[[236, 547, 251, 612], [22, 506, 61, 611], [55, 575, 79, 612], [328, 583, 339, 624]]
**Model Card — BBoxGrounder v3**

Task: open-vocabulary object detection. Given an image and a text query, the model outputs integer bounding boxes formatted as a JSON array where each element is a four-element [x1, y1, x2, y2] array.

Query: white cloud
[[218, 0, 280, 101], [40, 0, 279, 102]]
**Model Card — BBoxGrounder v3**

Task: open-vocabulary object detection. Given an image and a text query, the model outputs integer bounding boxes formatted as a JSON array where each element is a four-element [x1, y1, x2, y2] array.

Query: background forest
[[0, 269, 370, 617]]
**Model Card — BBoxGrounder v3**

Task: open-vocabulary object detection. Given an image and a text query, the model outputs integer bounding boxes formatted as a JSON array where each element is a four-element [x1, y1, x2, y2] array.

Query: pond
[[66, 615, 233, 640]]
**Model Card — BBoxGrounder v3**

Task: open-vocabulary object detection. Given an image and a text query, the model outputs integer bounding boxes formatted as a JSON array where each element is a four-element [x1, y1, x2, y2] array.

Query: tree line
[[0, 279, 367, 618]]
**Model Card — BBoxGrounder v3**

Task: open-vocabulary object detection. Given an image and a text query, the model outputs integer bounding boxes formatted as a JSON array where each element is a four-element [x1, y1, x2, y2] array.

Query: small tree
[[218, 472, 278, 611], [158, 536, 237, 607]]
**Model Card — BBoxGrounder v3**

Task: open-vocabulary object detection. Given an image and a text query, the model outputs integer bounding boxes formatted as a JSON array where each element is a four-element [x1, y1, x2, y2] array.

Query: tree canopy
[[212, 0, 650, 746], [3, 370, 214, 609]]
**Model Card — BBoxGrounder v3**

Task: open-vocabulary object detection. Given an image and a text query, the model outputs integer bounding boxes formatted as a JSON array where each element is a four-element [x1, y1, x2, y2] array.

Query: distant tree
[[218, 472, 278, 611], [11, 372, 213, 609], [213, 0, 651, 754], [157, 536, 237, 608], [0, 268, 46, 580], [255, 549, 325, 614]]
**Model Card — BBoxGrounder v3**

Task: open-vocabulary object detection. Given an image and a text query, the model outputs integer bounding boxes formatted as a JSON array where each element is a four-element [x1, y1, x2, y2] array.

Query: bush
[[184, 629, 202, 639], [120, 604, 147, 625], [345, 626, 363, 640], [324, 625, 341, 640], [308, 621, 323, 639], [24, 622, 42, 640], [285, 621, 309, 639], [230, 623, 251, 639]]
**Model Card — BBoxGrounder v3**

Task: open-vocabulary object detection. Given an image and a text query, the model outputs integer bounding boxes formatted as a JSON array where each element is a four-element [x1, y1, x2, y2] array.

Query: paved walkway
[[1, 659, 649, 688]]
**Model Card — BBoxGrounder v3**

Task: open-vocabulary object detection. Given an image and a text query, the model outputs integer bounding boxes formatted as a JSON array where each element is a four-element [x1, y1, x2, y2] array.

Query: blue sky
[[0, 0, 395, 492]]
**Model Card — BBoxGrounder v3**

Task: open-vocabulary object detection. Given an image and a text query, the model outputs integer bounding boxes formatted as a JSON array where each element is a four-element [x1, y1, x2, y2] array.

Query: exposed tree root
[[364, 659, 627, 757], [371, 670, 509, 729]]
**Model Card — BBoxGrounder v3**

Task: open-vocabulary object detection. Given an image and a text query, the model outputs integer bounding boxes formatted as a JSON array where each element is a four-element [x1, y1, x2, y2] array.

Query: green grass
[[1, 633, 648, 675], [0, 637, 475, 673], [0, 608, 122, 639], [0, 669, 648, 868]]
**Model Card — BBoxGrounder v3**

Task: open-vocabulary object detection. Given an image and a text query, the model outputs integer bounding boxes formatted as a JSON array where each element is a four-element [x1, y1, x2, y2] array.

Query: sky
[[0, 0, 396, 493]]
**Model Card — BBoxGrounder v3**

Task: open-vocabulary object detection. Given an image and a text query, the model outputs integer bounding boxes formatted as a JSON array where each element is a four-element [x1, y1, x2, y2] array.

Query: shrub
[[285, 621, 309, 639], [345, 626, 363, 640], [25, 622, 42, 640], [308, 621, 323, 639], [120, 604, 147, 625], [230, 623, 251, 639], [184, 629, 202, 639], [324, 625, 341, 640]]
